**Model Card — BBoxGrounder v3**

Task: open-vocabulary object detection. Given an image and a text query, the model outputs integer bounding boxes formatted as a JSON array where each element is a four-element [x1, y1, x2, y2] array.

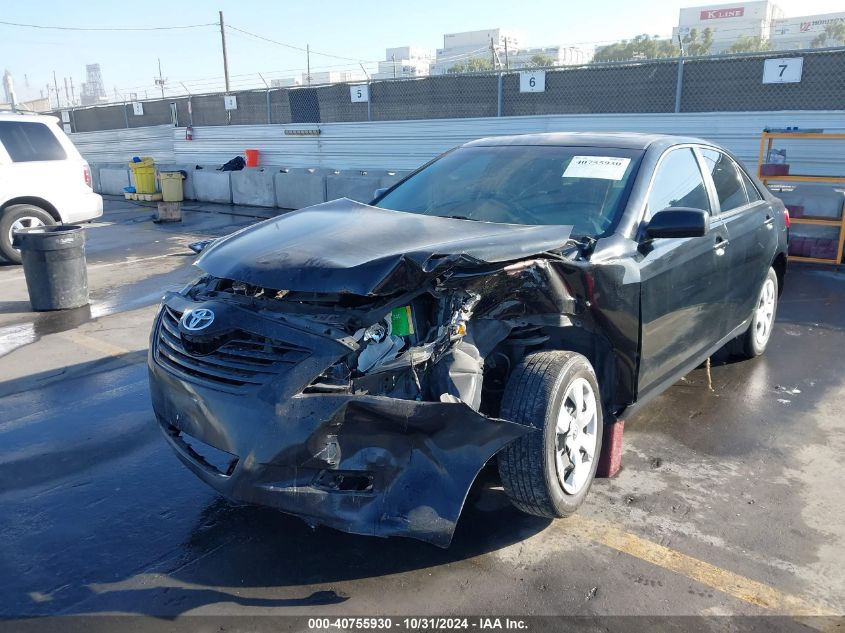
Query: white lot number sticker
[[563, 156, 631, 180]]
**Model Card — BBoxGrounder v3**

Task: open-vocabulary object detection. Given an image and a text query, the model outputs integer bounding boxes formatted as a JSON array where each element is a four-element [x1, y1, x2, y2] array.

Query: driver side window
[[646, 148, 711, 220]]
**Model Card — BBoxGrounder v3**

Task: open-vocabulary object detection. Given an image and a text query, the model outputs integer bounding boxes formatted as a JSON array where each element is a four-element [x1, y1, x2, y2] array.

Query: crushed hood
[[197, 199, 573, 295]]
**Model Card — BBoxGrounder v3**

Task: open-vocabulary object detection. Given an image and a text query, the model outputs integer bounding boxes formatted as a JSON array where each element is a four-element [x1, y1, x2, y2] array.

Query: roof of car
[[463, 132, 711, 150]]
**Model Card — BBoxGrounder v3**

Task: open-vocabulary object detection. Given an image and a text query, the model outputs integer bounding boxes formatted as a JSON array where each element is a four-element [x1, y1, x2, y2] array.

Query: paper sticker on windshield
[[563, 156, 631, 180]]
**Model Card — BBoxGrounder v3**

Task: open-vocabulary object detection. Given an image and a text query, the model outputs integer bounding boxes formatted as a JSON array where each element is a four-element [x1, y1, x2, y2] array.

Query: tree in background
[[811, 23, 845, 47], [528, 53, 558, 68], [593, 34, 680, 62], [681, 28, 714, 56], [729, 35, 773, 53], [446, 57, 494, 73]]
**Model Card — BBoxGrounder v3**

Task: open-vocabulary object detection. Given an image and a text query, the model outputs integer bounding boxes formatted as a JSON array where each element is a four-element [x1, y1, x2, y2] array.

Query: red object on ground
[[596, 420, 624, 478], [245, 149, 260, 167]]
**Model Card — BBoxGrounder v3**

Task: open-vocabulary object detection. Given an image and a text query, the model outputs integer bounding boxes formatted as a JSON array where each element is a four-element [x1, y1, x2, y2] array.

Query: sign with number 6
[[350, 84, 369, 103], [519, 71, 546, 93]]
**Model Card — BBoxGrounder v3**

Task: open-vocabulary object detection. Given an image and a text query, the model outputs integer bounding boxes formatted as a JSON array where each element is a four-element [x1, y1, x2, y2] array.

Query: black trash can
[[13, 225, 89, 311]]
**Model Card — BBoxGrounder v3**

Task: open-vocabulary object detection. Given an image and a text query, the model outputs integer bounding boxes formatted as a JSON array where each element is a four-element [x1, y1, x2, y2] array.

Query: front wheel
[[497, 351, 603, 518], [731, 267, 778, 359], [0, 205, 56, 264]]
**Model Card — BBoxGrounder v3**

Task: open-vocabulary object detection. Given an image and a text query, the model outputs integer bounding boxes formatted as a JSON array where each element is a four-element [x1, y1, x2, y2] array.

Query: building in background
[[431, 29, 590, 74], [80, 64, 107, 106], [372, 47, 434, 80], [270, 77, 302, 88], [673, 1, 845, 53], [302, 70, 366, 85], [771, 11, 845, 49]]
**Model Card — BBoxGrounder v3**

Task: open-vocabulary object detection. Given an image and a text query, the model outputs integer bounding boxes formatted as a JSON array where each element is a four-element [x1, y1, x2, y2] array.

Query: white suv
[[0, 113, 103, 263]]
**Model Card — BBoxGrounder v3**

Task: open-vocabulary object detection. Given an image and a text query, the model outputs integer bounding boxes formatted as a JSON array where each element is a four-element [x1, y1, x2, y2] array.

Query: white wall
[[70, 111, 845, 175]]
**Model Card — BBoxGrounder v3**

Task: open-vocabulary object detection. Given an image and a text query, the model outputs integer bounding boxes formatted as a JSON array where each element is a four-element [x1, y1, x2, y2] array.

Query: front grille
[[155, 306, 309, 391]]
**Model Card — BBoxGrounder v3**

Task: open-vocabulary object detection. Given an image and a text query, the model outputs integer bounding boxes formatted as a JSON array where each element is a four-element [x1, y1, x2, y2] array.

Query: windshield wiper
[[443, 214, 480, 221]]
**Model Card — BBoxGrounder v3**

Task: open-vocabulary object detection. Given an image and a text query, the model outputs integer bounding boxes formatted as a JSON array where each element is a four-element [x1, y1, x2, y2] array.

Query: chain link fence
[[60, 47, 845, 133]]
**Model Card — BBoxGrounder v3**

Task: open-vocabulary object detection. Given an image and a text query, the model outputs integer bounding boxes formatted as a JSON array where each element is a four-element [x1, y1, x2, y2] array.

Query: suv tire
[[498, 351, 603, 518], [0, 205, 56, 264]]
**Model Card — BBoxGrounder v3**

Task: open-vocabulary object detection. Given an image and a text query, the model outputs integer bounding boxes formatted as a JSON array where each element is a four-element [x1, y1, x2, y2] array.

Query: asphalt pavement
[[0, 198, 843, 630]]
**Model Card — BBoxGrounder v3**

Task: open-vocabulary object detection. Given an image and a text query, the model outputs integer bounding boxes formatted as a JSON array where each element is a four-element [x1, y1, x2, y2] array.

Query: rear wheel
[[730, 267, 778, 359], [498, 351, 603, 518], [0, 205, 56, 264]]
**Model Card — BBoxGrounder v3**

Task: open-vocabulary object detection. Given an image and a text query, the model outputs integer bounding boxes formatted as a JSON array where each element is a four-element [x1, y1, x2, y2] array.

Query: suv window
[[646, 148, 710, 218], [699, 148, 749, 213], [0, 121, 67, 162]]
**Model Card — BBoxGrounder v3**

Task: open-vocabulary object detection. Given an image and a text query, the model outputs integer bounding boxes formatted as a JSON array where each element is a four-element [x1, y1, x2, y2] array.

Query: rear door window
[[739, 168, 763, 202], [699, 148, 749, 213], [646, 148, 711, 218], [0, 121, 67, 162]]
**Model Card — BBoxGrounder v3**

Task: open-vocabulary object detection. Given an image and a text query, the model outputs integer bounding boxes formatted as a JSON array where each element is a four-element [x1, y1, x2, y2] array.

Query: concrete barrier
[[193, 170, 232, 204], [90, 164, 103, 194], [326, 171, 383, 204], [232, 168, 276, 207], [275, 169, 327, 210], [99, 167, 131, 196]]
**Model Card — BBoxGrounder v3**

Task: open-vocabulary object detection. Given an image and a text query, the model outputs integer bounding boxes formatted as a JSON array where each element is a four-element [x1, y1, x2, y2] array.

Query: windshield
[[375, 145, 643, 237]]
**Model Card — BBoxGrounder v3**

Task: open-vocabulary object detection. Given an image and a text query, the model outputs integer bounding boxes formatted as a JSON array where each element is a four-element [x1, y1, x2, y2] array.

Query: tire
[[731, 267, 778, 359], [497, 351, 604, 518], [0, 205, 56, 264]]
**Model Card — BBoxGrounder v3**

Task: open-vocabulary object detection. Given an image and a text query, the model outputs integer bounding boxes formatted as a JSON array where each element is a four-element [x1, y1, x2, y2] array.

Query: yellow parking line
[[568, 515, 837, 617], [57, 331, 136, 358]]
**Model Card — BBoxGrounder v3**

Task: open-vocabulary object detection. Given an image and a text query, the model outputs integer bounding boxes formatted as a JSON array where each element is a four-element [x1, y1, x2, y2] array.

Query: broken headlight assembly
[[306, 292, 481, 400]]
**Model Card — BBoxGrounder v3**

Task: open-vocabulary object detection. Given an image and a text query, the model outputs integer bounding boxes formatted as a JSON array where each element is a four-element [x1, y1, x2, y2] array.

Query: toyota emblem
[[181, 308, 215, 331]]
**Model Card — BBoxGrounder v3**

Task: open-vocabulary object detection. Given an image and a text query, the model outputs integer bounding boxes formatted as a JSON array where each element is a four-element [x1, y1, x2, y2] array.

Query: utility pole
[[63, 77, 70, 104], [306, 44, 311, 85], [490, 37, 496, 70], [69, 77, 75, 105], [156, 58, 166, 98], [504, 40, 509, 70], [392, 54, 397, 78], [53, 71, 60, 108], [219, 11, 230, 92]]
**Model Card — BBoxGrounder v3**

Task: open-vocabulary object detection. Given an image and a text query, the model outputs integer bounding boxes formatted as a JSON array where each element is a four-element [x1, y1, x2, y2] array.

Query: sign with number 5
[[350, 84, 369, 102], [762, 58, 803, 84], [519, 71, 546, 93]]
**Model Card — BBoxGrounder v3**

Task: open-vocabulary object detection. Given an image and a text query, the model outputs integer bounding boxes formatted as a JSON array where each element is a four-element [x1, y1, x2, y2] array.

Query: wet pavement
[[0, 198, 843, 626]]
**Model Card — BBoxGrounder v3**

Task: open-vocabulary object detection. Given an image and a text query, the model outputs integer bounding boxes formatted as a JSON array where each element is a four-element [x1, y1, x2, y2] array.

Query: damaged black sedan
[[148, 133, 788, 546]]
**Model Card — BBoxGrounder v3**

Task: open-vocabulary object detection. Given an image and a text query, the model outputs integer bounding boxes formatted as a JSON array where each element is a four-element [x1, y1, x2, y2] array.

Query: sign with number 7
[[762, 57, 803, 84]]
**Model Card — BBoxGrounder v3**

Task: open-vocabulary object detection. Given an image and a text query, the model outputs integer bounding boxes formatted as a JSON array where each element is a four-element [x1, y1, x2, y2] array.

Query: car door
[[698, 147, 777, 332], [637, 146, 732, 395]]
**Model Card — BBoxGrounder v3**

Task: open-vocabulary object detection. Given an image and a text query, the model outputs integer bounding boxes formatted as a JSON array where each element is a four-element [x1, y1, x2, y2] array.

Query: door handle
[[764, 214, 774, 229], [713, 236, 729, 256]]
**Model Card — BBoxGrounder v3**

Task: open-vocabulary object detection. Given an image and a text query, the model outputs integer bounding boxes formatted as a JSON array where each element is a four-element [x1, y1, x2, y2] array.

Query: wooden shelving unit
[[757, 131, 845, 265]]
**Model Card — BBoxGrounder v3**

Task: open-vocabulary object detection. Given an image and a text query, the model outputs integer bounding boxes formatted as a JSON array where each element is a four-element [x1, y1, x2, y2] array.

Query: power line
[[226, 24, 376, 63], [0, 19, 216, 31]]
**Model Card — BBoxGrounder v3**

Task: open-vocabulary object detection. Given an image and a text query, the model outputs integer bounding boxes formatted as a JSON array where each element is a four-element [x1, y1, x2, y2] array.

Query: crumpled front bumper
[[148, 298, 533, 547]]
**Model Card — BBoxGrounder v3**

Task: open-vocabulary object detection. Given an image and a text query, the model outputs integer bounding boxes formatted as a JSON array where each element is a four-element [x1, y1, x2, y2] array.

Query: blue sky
[[2, 0, 842, 102]]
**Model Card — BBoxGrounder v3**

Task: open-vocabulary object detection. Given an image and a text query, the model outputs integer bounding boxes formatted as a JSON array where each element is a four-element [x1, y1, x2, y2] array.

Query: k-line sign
[[700, 7, 745, 19]]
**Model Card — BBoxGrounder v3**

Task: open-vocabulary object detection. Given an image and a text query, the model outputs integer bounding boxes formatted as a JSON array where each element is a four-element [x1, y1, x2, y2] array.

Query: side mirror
[[645, 208, 709, 239], [372, 187, 388, 201]]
